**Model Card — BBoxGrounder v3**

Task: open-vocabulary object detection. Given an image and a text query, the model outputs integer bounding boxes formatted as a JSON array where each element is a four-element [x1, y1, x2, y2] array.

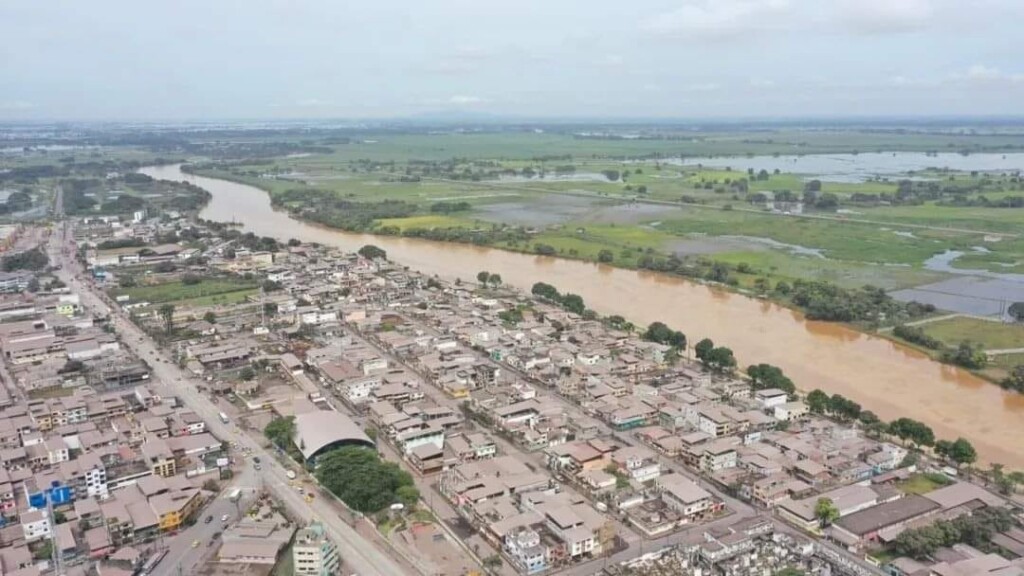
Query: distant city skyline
[[2, 0, 1023, 120]]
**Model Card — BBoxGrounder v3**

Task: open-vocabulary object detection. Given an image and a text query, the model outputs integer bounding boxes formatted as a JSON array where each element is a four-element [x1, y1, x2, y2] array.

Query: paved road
[[153, 465, 255, 576], [49, 225, 408, 576]]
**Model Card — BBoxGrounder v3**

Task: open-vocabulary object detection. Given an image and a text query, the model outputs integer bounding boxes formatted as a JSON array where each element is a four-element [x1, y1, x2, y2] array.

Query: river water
[[141, 164, 1024, 467]]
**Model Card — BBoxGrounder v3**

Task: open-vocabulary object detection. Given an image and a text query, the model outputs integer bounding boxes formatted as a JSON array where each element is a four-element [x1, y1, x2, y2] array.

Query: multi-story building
[[292, 522, 340, 576]]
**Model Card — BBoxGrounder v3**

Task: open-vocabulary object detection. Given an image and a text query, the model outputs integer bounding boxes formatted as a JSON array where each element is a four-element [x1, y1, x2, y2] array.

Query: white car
[[221, 514, 229, 522]]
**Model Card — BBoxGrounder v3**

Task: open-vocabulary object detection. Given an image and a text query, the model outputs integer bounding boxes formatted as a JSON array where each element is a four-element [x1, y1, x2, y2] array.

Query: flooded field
[[474, 195, 686, 227], [664, 152, 1024, 182]]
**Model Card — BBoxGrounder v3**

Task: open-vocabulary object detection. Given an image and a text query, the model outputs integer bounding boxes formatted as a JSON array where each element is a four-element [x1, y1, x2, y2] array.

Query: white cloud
[[840, 0, 933, 34], [448, 95, 488, 105], [749, 78, 776, 88], [643, 0, 792, 40]]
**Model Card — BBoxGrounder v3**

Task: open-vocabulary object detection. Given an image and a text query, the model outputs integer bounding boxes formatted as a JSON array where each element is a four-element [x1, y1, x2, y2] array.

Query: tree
[[534, 243, 557, 256], [358, 244, 387, 260], [1002, 365, 1024, 393], [889, 417, 935, 447], [26, 277, 40, 293], [598, 249, 614, 263], [315, 447, 416, 513], [826, 394, 861, 421], [239, 366, 256, 381], [694, 338, 715, 364], [814, 497, 840, 527], [396, 485, 420, 508], [2, 247, 48, 271], [264, 416, 295, 449], [705, 347, 737, 373], [488, 273, 502, 288], [941, 341, 987, 369], [806, 389, 829, 413], [203, 311, 217, 324], [947, 437, 977, 467], [158, 304, 175, 334], [747, 363, 795, 395], [288, 238, 302, 247], [560, 293, 585, 315], [1009, 302, 1024, 322], [477, 271, 490, 285], [531, 282, 560, 300]]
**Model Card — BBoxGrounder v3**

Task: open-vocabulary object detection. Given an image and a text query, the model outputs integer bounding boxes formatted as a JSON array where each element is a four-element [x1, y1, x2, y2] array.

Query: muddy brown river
[[142, 164, 1024, 467]]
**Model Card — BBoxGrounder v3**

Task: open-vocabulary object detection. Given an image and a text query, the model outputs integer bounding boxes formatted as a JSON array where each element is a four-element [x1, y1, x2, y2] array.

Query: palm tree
[[158, 304, 175, 335]]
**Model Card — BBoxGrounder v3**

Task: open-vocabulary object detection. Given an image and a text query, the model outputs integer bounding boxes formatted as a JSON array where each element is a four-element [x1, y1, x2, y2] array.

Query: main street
[[48, 224, 407, 576]]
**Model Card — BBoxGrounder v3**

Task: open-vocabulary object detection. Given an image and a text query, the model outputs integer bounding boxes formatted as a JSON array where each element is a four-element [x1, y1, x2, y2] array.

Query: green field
[[897, 473, 953, 495], [920, 317, 1024, 350], [111, 278, 259, 305]]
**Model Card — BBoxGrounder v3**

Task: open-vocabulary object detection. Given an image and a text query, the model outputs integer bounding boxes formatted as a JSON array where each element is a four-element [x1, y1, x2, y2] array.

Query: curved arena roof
[[294, 410, 374, 461]]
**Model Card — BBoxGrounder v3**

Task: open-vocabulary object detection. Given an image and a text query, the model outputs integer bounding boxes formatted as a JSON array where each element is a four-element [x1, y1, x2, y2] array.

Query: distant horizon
[[6, 114, 1024, 128]]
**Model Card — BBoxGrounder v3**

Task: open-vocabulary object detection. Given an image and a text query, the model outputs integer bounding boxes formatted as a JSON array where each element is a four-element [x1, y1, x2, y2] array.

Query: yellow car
[[191, 540, 200, 548]]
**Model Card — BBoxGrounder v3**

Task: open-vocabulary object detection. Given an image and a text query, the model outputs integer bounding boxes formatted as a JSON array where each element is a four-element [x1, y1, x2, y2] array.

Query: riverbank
[[189, 165, 1024, 387], [142, 163, 1024, 467], [189, 165, 943, 324]]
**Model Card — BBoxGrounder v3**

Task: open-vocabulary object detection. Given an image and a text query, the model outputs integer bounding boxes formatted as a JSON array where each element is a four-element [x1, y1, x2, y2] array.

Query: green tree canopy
[[264, 416, 295, 449], [315, 447, 415, 513], [358, 244, 387, 260], [815, 497, 840, 527], [694, 338, 715, 363], [747, 363, 795, 395]]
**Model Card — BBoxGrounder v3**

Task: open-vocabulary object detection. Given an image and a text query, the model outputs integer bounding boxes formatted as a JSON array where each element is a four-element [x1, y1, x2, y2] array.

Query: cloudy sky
[[2, 0, 1023, 120]]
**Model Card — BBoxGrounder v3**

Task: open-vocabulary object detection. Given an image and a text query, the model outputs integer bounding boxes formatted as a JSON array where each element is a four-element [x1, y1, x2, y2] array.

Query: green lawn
[[111, 278, 259, 305], [897, 473, 953, 495], [921, 317, 1024, 350]]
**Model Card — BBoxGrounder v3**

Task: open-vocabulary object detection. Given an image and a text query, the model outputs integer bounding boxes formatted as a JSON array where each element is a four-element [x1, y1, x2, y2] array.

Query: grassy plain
[[920, 317, 1024, 350], [110, 278, 258, 305]]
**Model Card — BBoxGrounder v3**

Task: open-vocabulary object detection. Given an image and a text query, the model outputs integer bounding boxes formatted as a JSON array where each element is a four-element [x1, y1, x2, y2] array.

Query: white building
[[657, 475, 714, 520], [754, 388, 789, 410], [21, 509, 51, 542], [397, 425, 444, 455], [293, 522, 339, 576]]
